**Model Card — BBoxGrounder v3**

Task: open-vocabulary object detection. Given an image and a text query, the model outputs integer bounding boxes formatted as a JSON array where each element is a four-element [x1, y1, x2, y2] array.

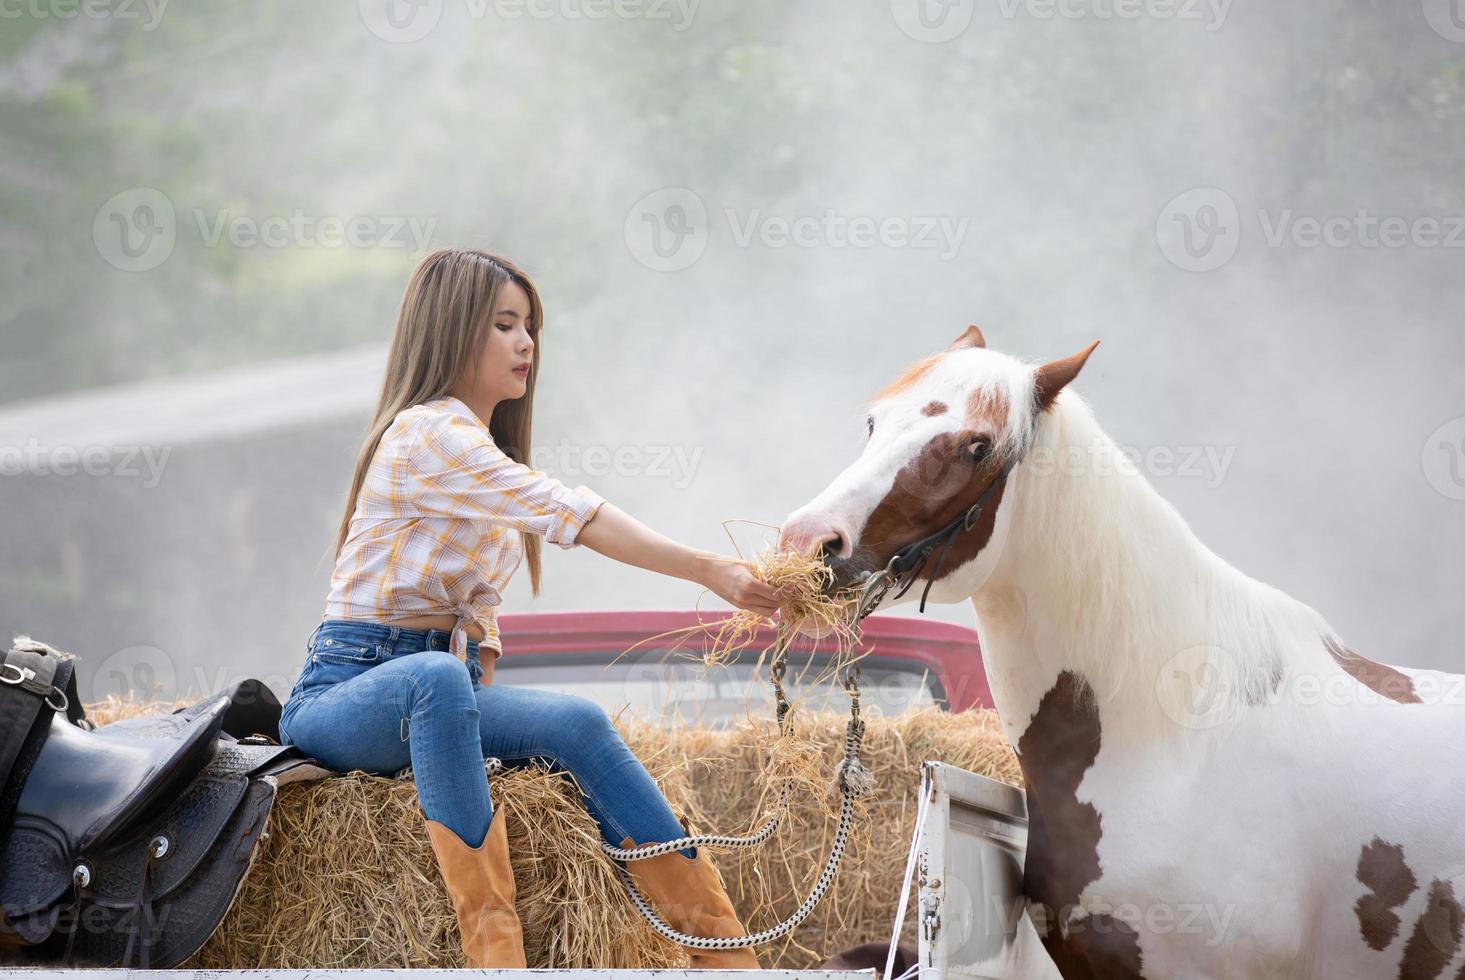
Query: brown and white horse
[[780, 327, 1464, 980]]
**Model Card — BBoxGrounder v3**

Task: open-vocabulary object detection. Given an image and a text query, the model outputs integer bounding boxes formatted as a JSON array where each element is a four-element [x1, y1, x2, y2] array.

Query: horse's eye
[[967, 437, 992, 462]]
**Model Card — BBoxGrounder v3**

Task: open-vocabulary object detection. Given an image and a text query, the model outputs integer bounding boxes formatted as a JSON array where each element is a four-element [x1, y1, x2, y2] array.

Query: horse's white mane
[[997, 374, 1334, 737]]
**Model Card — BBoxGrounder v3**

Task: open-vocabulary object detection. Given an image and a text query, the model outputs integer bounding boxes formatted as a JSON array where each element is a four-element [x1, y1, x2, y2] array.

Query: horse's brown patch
[[1019, 671, 1143, 979], [1398, 878, 1462, 979], [1325, 636, 1421, 705], [838, 381, 1016, 589], [854, 431, 1010, 586], [921, 400, 948, 417], [1355, 838, 1418, 951]]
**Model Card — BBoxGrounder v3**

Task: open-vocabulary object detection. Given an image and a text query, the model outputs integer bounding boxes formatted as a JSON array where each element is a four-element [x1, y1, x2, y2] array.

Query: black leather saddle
[[0, 637, 332, 968]]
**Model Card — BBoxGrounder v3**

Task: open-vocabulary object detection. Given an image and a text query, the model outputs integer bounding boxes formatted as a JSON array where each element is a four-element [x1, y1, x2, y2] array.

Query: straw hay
[[620, 547, 862, 671], [89, 697, 1019, 970]]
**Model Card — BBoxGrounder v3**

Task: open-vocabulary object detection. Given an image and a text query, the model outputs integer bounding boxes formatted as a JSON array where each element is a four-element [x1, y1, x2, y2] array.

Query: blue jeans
[[278, 619, 695, 856]]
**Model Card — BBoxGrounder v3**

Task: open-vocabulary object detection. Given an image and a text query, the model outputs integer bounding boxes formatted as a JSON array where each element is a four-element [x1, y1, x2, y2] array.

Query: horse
[[779, 326, 1464, 980]]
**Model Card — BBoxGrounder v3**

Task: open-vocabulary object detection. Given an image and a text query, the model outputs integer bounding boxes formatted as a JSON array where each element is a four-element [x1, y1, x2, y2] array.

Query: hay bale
[[87, 698, 1018, 969]]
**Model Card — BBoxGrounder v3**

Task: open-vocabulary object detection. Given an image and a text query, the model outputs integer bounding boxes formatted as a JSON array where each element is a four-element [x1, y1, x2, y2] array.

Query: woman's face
[[462, 279, 535, 407]]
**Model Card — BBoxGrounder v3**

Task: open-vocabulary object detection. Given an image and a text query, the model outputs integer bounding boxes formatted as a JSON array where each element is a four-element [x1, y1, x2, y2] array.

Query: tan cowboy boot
[[424, 809, 527, 968], [618, 832, 761, 969]]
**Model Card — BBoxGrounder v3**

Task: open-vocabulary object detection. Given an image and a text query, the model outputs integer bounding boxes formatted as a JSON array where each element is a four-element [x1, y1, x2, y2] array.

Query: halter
[[855, 454, 1018, 618]]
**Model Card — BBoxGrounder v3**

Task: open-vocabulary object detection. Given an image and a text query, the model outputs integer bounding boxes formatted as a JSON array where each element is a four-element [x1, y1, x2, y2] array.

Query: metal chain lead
[[601, 622, 876, 947], [609, 714, 870, 948]]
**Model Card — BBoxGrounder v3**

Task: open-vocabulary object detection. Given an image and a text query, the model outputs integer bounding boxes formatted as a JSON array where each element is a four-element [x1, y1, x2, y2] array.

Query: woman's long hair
[[331, 248, 545, 595]]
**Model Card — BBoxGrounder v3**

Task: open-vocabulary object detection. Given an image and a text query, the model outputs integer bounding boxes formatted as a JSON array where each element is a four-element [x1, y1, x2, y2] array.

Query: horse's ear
[[947, 325, 986, 351], [1034, 340, 1100, 410]]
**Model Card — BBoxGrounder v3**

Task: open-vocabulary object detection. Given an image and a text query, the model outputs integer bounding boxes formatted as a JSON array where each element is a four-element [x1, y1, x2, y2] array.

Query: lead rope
[[602, 622, 876, 948]]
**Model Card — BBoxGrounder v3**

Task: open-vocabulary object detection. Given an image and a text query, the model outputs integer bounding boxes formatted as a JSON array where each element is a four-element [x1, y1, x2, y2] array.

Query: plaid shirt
[[323, 395, 606, 661]]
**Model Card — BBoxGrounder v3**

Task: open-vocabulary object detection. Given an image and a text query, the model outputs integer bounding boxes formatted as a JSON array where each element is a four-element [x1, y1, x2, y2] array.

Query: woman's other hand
[[698, 556, 783, 618]]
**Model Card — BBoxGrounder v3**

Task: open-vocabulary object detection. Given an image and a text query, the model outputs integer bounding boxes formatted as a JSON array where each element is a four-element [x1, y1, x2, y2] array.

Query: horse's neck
[[971, 395, 1327, 748]]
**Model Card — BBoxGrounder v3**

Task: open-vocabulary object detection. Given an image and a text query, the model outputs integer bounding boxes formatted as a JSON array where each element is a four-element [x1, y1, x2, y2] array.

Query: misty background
[[1, 0, 1462, 707]]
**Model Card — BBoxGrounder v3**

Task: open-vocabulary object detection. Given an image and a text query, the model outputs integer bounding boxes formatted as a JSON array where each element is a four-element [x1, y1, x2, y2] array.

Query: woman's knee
[[552, 693, 615, 734], [398, 651, 478, 708]]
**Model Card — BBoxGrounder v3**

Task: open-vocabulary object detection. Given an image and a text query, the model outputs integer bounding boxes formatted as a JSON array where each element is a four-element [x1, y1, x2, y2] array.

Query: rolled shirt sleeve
[[409, 411, 606, 549]]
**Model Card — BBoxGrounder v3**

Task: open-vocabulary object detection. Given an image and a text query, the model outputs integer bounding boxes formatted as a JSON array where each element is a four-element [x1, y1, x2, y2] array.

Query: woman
[[277, 248, 781, 969]]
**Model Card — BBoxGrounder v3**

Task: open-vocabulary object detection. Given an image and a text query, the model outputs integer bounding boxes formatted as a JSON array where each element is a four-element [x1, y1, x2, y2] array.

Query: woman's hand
[[697, 556, 784, 619]]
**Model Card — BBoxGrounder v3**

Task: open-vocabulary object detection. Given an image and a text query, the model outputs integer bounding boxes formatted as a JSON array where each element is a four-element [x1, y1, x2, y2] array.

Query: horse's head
[[779, 326, 1098, 615]]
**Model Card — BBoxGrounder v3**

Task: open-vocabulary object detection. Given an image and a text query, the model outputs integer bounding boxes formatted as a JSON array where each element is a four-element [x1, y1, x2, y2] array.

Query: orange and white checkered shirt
[[323, 395, 606, 661]]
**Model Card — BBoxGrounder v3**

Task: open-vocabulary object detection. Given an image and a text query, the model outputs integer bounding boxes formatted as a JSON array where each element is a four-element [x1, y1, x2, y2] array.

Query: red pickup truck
[[494, 610, 993, 729]]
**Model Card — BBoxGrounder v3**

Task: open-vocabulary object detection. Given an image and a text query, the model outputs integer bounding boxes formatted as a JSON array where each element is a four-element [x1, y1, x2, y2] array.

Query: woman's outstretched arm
[[575, 502, 783, 617]]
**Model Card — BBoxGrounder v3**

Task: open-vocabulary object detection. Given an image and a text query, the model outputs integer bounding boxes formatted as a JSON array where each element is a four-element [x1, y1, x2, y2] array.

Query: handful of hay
[[628, 546, 863, 671], [706, 547, 862, 666]]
